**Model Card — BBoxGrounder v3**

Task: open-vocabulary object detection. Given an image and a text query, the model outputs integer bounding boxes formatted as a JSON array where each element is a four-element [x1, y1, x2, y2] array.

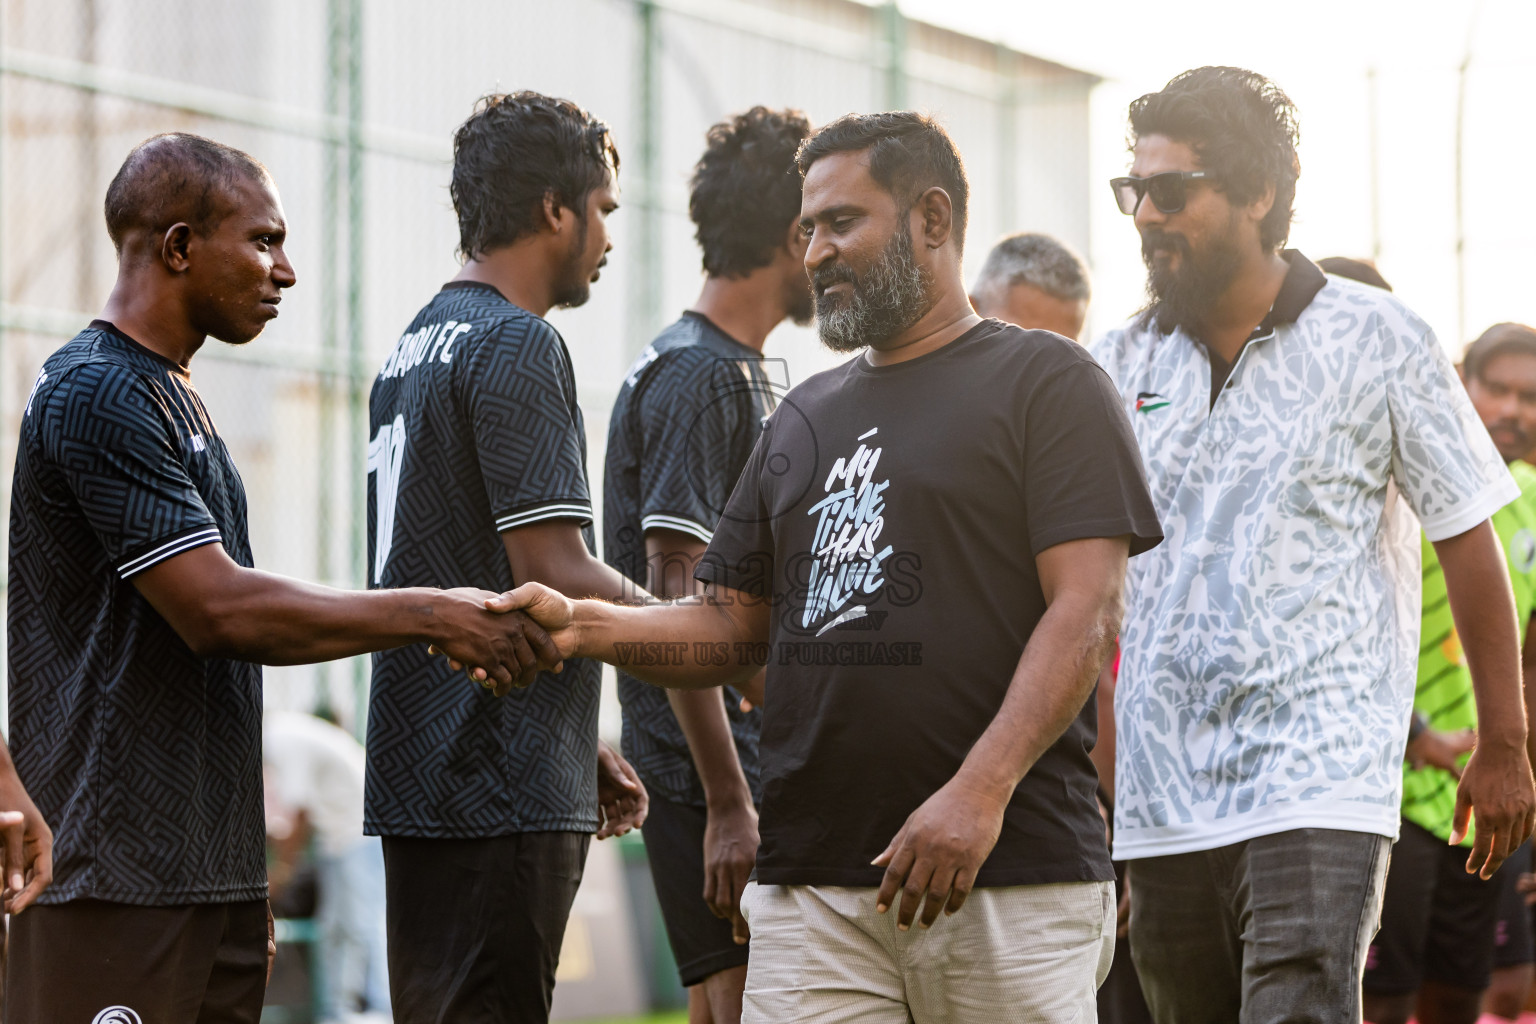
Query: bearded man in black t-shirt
[[482, 112, 1164, 1022], [5, 134, 560, 1024]]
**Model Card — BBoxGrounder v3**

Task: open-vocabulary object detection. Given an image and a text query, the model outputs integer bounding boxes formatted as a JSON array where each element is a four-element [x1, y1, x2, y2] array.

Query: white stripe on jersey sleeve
[[639, 514, 714, 545], [495, 503, 594, 531], [117, 526, 224, 578]]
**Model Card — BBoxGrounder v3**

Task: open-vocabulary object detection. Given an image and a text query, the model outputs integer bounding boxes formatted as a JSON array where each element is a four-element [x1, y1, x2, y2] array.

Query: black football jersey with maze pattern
[[603, 313, 771, 807], [8, 321, 263, 906], [364, 282, 600, 837]]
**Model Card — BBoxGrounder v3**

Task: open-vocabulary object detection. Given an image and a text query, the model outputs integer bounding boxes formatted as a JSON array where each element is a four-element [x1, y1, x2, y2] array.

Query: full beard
[[1140, 222, 1243, 336], [814, 226, 931, 353]]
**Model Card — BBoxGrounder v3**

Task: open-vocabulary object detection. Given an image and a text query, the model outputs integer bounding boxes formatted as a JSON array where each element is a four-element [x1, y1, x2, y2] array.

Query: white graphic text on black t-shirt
[[805, 426, 893, 635]]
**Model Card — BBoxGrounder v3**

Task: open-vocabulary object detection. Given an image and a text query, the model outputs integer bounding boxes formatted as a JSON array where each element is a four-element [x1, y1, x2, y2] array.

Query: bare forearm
[[194, 569, 461, 663], [504, 523, 650, 606], [572, 597, 765, 690], [668, 688, 753, 808], [1438, 522, 1528, 750], [956, 593, 1120, 799], [530, 553, 646, 606]]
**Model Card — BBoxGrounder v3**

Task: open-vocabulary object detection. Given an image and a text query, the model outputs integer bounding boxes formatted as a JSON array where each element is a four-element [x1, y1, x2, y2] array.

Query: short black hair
[[796, 111, 969, 253], [1129, 67, 1300, 251], [451, 91, 619, 260], [974, 232, 1091, 303], [690, 107, 813, 278], [1464, 323, 1536, 383], [1317, 256, 1392, 291], [103, 133, 270, 254]]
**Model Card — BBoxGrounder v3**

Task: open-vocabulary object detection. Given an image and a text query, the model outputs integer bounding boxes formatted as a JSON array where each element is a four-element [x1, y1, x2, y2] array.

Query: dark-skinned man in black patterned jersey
[[4, 133, 561, 1024]]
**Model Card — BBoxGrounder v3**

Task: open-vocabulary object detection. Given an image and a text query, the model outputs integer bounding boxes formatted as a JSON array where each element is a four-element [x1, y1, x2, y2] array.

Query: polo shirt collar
[[1203, 250, 1325, 409], [1256, 249, 1327, 335]]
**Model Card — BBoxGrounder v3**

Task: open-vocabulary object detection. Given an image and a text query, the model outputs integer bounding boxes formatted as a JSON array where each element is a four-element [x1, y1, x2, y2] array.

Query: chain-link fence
[[0, 0, 1096, 735]]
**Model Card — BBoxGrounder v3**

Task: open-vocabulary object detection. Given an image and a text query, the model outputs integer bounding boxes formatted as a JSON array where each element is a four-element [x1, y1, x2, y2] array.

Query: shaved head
[[104, 133, 270, 254]]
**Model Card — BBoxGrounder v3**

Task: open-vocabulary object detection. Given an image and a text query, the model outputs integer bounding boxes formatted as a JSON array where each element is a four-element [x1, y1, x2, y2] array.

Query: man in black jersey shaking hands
[[6, 133, 560, 1024]]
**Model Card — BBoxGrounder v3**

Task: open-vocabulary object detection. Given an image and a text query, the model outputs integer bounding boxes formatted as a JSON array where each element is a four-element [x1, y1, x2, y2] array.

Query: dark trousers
[[1128, 828, 1390, 1024], [383, 832, 589, 1024], [1363, 819, 1506, 995], [640, 792, 752, 987], [5, 898, 268, 1024]]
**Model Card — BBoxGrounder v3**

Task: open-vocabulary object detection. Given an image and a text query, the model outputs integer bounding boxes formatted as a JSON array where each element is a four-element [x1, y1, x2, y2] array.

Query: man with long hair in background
[[605, 105, 813, 1024]]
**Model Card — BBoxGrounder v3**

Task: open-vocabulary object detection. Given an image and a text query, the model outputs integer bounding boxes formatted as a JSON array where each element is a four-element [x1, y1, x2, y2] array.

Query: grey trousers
[[1128, 828, 1391, 1024]]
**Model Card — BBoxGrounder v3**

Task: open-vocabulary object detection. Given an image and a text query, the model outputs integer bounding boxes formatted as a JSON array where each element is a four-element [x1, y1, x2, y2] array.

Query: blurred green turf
[[575, 1013, 687, 1024]]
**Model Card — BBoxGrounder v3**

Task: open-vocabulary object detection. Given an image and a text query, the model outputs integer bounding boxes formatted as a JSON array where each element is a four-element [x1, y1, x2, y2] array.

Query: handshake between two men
[[431, 580, 756, 853], [431, 581, 769, 708], [425, 585, 570, 696]]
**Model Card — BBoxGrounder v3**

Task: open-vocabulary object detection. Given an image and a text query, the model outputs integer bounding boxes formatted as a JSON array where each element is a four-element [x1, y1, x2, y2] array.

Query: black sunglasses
[[1109, 171, 1215, 215]]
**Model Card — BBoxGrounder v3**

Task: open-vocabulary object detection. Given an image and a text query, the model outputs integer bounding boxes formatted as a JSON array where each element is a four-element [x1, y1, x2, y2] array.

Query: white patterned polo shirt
[[1091, 251, 1518, 860]]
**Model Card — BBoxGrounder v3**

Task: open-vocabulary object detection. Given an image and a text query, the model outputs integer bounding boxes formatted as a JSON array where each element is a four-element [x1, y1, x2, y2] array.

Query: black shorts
[[382, 832, 589, 1024], [1493, 839, 1536, 970], [4, 898, 268, 1024], [1364, 819, 1506, 995], [641, 792, 752, 987]]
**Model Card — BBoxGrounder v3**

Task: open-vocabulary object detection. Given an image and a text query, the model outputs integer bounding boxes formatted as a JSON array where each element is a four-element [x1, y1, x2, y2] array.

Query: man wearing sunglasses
[[1091, 66, 1536, 1023]]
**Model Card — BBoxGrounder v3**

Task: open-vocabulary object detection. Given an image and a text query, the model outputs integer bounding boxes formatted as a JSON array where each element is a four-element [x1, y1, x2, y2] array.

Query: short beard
[[1140, 219, 1243, 336], [552, 214, 593, 309], [814, 226, 931, 353]]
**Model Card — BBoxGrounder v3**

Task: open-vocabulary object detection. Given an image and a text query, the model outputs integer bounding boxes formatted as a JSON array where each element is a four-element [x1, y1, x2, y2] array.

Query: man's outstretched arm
[[487, 579, 770, 691], [1436, 519, 1536, 877], [133, 542, 561, 694], [873, 534, 1130, 931]]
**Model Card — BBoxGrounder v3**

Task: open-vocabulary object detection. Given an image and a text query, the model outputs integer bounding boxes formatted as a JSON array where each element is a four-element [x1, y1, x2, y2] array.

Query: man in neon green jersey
[[1364, 322, 1536, 1024]]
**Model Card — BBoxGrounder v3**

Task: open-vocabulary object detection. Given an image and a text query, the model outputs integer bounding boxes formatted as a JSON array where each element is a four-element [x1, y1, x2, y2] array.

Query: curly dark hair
[[796, 110, 969, 253], [1129, 67, 1300, 251], [450, 91, 619, 260], [689, 107, 813, 278]]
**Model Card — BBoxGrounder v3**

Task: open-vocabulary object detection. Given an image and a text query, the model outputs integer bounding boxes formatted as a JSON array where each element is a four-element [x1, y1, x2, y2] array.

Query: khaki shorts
[[739, 879, 1115, 1023]]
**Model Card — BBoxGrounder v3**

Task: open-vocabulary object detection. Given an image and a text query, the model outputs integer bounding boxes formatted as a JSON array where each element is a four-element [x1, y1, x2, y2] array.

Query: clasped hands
[[427, 584, 646, 837], [425, 583, 579, 696]]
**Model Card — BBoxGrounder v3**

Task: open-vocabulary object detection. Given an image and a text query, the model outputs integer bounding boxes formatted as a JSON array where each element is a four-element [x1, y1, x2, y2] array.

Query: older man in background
[[969, 231, 1090, 341]]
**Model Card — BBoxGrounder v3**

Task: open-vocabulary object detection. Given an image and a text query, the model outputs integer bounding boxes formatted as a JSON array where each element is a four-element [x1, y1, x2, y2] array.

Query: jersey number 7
[[367, 415, 406, 584]]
